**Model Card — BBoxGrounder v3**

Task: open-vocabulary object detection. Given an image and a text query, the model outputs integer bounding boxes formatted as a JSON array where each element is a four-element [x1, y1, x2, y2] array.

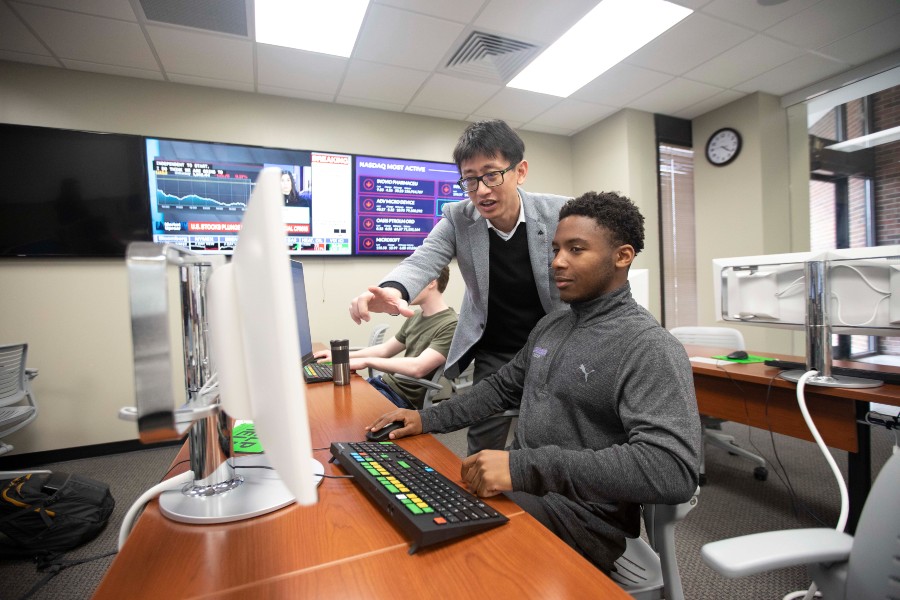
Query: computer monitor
[[0, 123, 151, 257], [712, 246, 900, 388], [713, 247, 900, 335], [354, 154, 465, 255], [712, 251, 814, 331], [145, 137, 353, 256], [207, 167, 321, 507], [289, 260, 317, 365]]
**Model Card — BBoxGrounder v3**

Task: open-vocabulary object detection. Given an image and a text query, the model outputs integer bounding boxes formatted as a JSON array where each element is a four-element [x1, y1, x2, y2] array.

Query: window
[[807, 83, 900, 359], [659, 143, 697, 328]]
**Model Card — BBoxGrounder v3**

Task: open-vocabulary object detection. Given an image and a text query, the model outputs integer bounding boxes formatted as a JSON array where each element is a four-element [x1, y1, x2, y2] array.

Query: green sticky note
[[711, 354, 772, 364], [232, 421, 264, 454]]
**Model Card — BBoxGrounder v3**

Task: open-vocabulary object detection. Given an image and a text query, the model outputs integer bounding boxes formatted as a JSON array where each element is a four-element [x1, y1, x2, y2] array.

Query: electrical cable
[[118, 470, 195, 551], [781, 370, 849, 600]]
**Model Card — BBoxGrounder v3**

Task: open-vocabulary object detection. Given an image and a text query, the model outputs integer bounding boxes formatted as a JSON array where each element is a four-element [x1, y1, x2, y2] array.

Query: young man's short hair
[[436, 266, 451, 293], [559, 191, 645, 254], [452, 119, 525, 170]]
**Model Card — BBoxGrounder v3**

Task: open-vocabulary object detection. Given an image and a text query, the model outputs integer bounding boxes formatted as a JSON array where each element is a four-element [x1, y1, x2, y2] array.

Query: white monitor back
[[713, 247, 900, 336], [207, 167, 318, 506]]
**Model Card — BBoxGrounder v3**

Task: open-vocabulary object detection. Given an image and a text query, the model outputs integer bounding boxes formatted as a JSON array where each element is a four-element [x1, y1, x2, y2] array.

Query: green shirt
[[383, 307, 458, 409]]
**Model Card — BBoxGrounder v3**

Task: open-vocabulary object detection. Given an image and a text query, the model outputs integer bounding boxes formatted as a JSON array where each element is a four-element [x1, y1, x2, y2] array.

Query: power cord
[[118, 470, 195, 550], [781, 370, 849, 600]]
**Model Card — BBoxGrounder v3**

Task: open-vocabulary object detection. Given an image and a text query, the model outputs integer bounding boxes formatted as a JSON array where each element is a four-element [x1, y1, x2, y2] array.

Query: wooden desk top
[[94, 375, 627, 599], [684, 344, 900, 408]]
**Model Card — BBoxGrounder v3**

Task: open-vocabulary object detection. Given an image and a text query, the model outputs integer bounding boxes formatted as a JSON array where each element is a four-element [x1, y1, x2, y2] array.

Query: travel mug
[[330, 339, 351, 385]]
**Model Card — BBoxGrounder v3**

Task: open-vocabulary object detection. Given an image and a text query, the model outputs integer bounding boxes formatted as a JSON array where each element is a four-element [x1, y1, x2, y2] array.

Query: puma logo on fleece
[[579, 364, 595, 381]]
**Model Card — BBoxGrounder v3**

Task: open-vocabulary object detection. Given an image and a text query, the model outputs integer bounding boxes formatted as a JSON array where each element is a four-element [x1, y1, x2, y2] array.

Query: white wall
[[0, 61, 579, 453], [572, 109, 661, 317], [692, 92, 806, 354]]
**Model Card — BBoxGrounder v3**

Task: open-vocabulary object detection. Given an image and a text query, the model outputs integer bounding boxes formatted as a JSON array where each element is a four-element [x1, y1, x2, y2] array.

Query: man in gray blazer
[[350, 119, 570, 454]]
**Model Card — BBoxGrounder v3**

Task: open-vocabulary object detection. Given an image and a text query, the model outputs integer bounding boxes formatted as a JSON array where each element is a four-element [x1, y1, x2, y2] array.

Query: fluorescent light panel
[[825, 126, 900, 152], [255, 0, 369, 58], [507, 0, 692, 97]]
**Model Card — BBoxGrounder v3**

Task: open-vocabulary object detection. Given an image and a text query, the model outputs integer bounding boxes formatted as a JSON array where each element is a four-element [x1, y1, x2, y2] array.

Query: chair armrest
[[701, 528, 852, 578], [25, 368, 38, 380], [392, 373, 444, 391]]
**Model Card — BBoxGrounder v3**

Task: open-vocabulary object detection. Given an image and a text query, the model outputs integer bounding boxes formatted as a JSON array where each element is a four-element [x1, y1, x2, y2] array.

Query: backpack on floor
[[0, 471, 115, 559]]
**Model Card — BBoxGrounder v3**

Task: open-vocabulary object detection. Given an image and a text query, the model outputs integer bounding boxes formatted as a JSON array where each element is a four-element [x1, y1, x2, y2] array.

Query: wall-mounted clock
[[705, 127, 742, 167]]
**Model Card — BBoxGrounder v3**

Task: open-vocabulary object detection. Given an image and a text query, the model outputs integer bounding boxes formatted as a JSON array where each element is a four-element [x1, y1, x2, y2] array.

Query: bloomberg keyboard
[[330, 441, 508, 552], [303, 362, 333, 383], [764, 359, 900, 385]]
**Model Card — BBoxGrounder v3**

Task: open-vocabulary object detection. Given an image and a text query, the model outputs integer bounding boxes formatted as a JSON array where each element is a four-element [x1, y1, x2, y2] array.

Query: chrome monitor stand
[[123, 243, 322, 524], [778, 259, 882, 389]]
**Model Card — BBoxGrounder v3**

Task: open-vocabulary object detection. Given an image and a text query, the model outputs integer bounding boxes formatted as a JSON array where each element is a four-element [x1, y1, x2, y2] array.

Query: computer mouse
[[726, 350, 749, 360], [366, 421, 404, 442]]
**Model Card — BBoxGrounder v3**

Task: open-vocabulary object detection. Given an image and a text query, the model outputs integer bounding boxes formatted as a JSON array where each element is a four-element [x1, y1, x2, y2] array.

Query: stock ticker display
[[146, 138, 353, 256], [355, 156, 465, 256]]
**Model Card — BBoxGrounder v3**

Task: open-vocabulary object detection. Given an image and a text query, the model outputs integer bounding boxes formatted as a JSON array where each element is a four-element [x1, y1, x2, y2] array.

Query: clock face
[[706, 128, 741, 166]]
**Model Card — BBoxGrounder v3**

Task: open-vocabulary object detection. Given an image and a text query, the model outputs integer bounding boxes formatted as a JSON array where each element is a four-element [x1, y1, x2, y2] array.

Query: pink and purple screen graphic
[[355, 156, 465, 255]]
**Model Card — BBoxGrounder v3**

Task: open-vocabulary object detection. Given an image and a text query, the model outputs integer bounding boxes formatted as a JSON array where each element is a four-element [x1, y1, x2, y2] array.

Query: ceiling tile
[[0, 2, 52, 55], [166, 72, 254, 92], [519, 122, 576, 136], [15, 3, 158, 69], [469, 88, 561, 124], [734, 53, 850, 96], [0, 49, 59, 66], [257, 85, 336, 103], [12, 0, 137, 20], [256, 44, 348, 96], [147, 25, 253, 82], [372, 0, 484, 23], [403, 105, 471, 122], [526, 99, 618, 132], [335, 96, 407, 112], [570, 63, 673, 107], [473, 0, 598, 46], [816, 15, 900, 65], [674, 89, 746, 120], [625, 12, 755, 76], [338, 60, 430, 105], [700, 0, 820, 31], [353, 4, 465, 71], [408, 73, 501, 114], [59, 58, 164, 80], [684, 34, 805, 89], [629, 78, 725, 115], [765, 0, 900, 50]]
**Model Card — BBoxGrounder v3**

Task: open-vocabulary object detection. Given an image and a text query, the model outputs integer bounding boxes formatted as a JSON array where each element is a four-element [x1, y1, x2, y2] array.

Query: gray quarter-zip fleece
[[420, 282, 701, 570]]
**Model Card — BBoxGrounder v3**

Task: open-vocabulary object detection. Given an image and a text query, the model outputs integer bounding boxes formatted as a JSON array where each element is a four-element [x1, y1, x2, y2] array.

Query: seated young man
[[317, 266, 457, 410], [364, 192, 701, 573]]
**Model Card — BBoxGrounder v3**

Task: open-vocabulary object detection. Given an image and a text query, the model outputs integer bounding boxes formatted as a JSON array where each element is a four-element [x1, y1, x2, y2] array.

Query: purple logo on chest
[[532, 347, 548, 358]]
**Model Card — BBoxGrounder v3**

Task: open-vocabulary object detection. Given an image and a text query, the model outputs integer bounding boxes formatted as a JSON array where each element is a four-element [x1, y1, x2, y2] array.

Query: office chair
[[0, 343, 39, 457], [365, 324, 390, 379], [669, 326, 768, 485], [701, 451, 900, 599], [396, 366, 448, 410], [611, 489, 700, 600]]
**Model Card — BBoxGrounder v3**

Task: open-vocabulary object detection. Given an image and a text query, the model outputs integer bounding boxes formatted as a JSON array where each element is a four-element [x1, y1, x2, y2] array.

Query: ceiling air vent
[[443, 31, 540, 84], [139, 0, 248, 36]]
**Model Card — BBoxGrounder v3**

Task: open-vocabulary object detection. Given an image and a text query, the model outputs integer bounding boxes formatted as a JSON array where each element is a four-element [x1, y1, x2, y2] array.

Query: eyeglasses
[[456, 164, 517, 193]]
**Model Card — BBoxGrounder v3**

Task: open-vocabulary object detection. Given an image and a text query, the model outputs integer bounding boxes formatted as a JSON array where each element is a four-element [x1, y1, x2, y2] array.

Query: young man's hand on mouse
[[366, 409, 422, 439], [460, 451, 512, 497]]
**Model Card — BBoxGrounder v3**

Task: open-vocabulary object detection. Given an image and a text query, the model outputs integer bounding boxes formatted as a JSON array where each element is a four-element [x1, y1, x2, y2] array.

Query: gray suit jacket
[[380, 188, 570, 378]]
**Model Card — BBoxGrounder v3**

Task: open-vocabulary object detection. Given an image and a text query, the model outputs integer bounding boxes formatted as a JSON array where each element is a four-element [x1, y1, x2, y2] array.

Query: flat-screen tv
[[0, 123, 151, 257], [146, 137, 353, 256], [354, 154, 465, 256]]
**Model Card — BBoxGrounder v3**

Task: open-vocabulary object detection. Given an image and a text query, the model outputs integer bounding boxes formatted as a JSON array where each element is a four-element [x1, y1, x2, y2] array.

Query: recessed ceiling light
[[507, 0, 692, 97], [255, 0, 369, 58]]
